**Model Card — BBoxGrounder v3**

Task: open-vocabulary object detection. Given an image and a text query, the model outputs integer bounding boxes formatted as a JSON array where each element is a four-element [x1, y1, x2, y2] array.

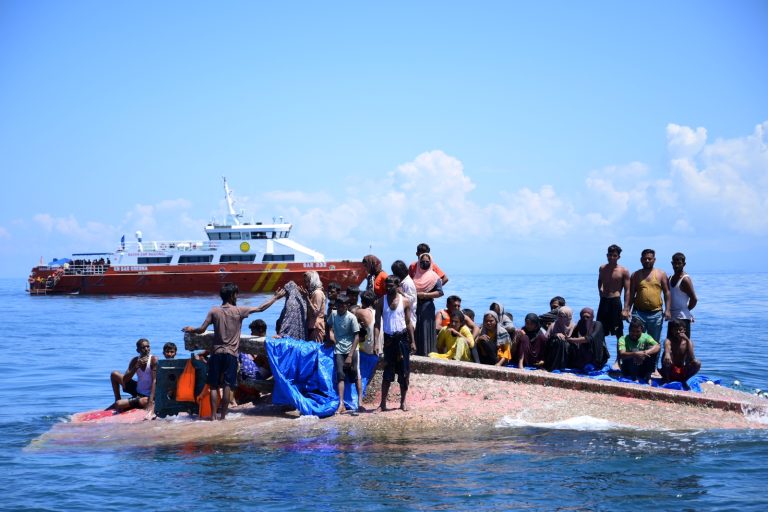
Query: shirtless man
[[374, 275, 416, 411], [669, 252, 697, 338], [625, 249, 671, 346], [109, 338, 158, 419], [355, 290, 376, 355], [598, 244, 630, 367], [661, 319, 701, 383], [435, 295, 462, 333]]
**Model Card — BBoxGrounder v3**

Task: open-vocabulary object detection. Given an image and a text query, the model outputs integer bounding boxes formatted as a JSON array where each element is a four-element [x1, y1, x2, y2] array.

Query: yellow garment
[[429, 325, 475, 361], [497, 341, 512, 362], [635, 270, 663, 312]]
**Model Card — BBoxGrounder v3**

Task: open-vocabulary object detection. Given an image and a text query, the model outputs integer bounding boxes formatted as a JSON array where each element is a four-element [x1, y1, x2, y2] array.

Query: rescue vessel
[[28, 178, 365, 295]]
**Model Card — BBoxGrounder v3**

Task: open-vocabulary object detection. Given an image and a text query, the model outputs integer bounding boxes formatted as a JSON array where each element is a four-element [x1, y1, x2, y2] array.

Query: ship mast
[[222, 176, 243, 226]]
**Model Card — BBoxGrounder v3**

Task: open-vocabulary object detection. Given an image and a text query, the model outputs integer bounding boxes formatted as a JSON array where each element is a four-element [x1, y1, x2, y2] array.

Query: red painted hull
[[28, 261, 365, 296]]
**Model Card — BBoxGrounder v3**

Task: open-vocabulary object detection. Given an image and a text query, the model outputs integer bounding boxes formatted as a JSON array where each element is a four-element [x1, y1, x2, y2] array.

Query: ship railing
[[115, 240, 219, 252], [62, 263, 109, 276]]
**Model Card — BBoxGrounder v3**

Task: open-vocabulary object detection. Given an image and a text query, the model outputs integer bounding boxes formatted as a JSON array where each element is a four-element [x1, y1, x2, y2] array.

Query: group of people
[[357, 243, 701, 389], [109, 242, 702, 420]]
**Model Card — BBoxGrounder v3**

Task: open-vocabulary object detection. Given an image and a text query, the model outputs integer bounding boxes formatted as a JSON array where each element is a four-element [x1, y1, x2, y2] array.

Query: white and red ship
[[28, 178, 364, 295]]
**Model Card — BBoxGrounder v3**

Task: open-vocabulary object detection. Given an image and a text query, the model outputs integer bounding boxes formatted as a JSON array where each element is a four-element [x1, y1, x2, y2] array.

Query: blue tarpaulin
[[520, 363, 720, 392], [266, 337, 379, 418], [48, 258, 72, 267]]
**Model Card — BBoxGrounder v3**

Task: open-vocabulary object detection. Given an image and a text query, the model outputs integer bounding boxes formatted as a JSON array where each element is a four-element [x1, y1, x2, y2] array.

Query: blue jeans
[[633, 309, 663, 344]]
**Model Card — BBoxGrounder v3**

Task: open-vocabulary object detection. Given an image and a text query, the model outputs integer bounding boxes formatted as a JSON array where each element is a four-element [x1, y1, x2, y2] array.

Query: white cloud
[[667, 123, 707, 158], [20, 122, 768, 271], [32, 213, 114, 242], [668, 121, 768, 234]]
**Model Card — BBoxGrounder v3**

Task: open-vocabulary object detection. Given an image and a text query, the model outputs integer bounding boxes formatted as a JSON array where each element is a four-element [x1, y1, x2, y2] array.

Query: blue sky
[[1, 1, 767, 279]]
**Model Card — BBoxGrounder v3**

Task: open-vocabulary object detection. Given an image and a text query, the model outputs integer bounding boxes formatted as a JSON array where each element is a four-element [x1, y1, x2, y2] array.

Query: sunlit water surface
[[1, 274, 766, 511]]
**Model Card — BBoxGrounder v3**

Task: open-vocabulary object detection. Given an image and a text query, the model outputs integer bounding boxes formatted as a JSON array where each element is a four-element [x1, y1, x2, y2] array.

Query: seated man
[[617, 318, 660, 383], [435, 295, 462, 333], [661, 319, 701, 384], [429, 310, 475, 361], [163, 342, 177, 359], [109, 338, 158, 417]]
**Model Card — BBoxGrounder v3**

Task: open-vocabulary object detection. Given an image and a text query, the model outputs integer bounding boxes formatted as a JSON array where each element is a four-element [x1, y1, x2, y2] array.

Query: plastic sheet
[[267, 338, 379, 418]]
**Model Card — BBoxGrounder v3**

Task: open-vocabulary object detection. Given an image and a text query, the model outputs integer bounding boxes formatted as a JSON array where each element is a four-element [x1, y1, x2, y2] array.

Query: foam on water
[[742, 405, 768, 425], [495, 415, 636, 431]]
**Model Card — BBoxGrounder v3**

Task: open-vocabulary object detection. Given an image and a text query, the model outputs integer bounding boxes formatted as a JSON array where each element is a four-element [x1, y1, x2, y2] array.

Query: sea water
[[0, 274, 767, 511]]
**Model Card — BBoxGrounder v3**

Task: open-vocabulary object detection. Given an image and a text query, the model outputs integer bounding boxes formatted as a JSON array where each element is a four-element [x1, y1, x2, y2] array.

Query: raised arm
[[248, 288, 286, 314]]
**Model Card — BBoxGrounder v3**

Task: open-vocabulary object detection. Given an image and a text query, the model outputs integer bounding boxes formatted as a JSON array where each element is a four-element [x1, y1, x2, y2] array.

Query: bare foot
[[375, 403, 388, 412], [400, 403, 408, 412]]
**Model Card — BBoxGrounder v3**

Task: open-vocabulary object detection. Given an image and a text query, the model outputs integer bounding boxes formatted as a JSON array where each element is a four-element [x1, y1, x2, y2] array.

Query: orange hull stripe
[[263, 263, 288, 292], [250, 263, 273, 292]]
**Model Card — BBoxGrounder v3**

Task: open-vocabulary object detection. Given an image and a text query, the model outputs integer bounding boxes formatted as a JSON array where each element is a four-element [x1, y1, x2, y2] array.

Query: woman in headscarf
[[412, 252, 444, 356], [362, 255, 387, 298], [489, 302, 515, 334], [475, 311, 513, 366], [302, 271, 326, 343], [513, 313, 549, 369], [566, 307, 610, 371], [275, 281, 309, 340], [544, 306, 577, 371]]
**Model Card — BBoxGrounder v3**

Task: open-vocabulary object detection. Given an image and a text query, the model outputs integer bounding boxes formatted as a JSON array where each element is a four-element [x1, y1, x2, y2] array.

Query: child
[[328, 295, 363, 414], [163, 342, 177, 359], [661, 319, 701, 383]]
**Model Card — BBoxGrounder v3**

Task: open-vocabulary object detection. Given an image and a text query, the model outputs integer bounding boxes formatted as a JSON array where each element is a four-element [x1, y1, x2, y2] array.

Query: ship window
[[262, 254, 295, 262], [224, 232, 241, 240], [241, 232, 250, 239], [271, 231, 276, 239], [208, 233, 221, 240], [178, 255, 214, 264], [251, 231, 267, 239], [137, 256, 173, 264], [220, 254, 257, 263]]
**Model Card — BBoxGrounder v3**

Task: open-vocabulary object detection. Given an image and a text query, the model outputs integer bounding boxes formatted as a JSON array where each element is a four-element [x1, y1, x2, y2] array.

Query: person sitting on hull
[[661, 319, 701, 384], [109, 338, 158, 419], [617, 317, 660, 384]]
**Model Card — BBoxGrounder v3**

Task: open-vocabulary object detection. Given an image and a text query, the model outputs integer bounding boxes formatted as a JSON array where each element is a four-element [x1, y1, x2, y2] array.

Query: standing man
[[408, 243, 449, 286], [625, 249, 671, 345], [598, 244, 630, 366], [182, 283, 279, 421], [374, 275, 416, 411], [669, 252, 697, 338]]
